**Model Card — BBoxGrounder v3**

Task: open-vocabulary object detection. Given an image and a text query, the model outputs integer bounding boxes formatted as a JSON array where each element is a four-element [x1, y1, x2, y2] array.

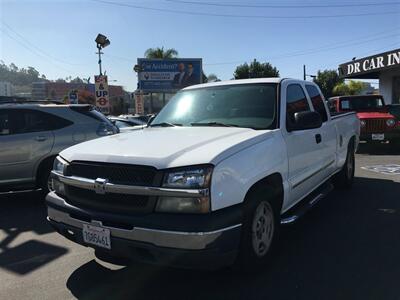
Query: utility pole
[[96, 45, 103, 75], [303, 65, 306, 81]]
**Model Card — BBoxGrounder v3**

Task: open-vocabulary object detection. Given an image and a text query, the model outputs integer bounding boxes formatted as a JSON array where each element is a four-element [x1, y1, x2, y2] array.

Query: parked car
[[119, 114, 154, 124], [108, 116, 145, 133], [388, 104, 400, 120], [0, 101, 118, 193], [47, 78, 359, 270], [328, 95, 400, 144]]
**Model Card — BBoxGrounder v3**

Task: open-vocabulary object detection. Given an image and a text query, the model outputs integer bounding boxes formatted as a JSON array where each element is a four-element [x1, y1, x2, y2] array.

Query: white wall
[[379, 68, 400, 104], [0, 82, 14, 96]]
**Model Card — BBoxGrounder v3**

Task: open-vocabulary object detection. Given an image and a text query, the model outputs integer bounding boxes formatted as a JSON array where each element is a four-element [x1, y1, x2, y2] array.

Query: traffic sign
[[94, 75, 110, 114]]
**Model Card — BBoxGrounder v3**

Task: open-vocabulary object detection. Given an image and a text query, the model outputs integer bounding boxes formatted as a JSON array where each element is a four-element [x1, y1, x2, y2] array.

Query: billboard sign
[[94, 75, 110, 114], [137, 58, 202, 92], [339, 48, 400, 78]]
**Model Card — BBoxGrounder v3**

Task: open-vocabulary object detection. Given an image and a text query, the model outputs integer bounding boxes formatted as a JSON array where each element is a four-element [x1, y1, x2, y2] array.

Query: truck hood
[[60, 127, 275, 169], [357, 112, 395, 119]]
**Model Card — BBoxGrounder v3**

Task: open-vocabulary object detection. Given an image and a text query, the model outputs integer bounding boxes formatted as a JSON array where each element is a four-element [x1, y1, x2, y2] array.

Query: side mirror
[[288, 111, 322, 131]]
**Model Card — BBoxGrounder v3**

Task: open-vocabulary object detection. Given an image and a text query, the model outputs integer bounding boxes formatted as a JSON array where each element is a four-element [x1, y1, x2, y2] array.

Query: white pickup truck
[[47, 78, 359, 270]]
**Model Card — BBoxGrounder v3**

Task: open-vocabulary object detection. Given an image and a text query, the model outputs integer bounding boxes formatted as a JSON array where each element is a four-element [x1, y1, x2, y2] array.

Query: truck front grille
[[362, 119, 386, 133], [67, 161, 158, 186], [64, 161, 161, 214], [65, 186, 154, 215]]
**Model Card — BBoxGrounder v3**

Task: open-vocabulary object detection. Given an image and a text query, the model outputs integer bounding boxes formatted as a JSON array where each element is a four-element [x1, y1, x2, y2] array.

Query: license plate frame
[[372, 133, 385, 141], [82, 224, 111, 250]]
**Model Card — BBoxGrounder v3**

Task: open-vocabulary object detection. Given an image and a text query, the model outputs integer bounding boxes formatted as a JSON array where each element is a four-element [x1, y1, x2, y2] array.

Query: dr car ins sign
[[339, 48, 400, 78], [95, 75, 110, 114]]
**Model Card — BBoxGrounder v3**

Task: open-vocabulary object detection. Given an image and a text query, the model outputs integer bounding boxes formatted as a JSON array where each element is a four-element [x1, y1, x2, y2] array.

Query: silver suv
[[0, 101, 118, 193]]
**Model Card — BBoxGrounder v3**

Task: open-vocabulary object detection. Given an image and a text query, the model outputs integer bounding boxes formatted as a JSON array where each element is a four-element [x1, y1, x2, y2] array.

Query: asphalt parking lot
[[1, 144, 400, 300]]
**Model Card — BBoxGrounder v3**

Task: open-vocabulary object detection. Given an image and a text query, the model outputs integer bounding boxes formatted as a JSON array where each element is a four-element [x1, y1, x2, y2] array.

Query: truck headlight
[[162, 165, 213, 189], [53, 156, 68, 175], [386, 119, 396, 127], [52, 156, 69, 196], [156, 166, 213, 213]]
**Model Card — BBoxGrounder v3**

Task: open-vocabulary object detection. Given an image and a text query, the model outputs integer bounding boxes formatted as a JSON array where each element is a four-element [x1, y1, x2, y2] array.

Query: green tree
[[234, 59, 279, 79], [333, 80, 368, 96], [144, 47, 178, 59], [313, 69, 343, 98]]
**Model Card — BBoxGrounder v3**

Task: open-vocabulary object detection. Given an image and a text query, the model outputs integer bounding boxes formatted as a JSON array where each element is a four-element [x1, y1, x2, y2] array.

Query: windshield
[[151, 84, 277, 130], [340, 97, 384, 111]]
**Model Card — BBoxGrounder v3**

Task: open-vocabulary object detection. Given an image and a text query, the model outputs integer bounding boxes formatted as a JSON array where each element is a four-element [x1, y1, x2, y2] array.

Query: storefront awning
[[339, 48, 400, 79]]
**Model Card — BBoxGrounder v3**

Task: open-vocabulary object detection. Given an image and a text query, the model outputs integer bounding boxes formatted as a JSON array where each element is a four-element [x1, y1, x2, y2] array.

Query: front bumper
[[46, 192, 242, 269], [360, 131, 400, 142]]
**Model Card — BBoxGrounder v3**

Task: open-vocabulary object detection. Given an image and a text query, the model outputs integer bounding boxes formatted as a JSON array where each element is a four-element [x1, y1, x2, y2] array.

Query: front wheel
[[235, 187, 280, 271]]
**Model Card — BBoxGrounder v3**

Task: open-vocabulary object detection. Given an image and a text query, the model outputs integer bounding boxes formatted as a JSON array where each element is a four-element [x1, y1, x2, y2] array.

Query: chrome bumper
[[47, 201, 241, 250]]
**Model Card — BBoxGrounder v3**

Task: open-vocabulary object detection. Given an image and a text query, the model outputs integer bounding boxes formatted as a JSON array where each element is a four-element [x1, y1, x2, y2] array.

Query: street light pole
[[96, 45, 103, 75], [95, 34, 110, 76]]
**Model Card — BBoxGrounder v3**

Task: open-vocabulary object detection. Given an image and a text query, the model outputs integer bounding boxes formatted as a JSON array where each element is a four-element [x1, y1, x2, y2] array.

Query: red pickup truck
[[328, 95, 400, 143]]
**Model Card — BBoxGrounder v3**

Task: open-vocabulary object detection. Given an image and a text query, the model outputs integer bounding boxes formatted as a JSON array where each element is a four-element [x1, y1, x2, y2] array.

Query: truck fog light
[[155, 197, 210, 213], [53, 179, 66, 196]]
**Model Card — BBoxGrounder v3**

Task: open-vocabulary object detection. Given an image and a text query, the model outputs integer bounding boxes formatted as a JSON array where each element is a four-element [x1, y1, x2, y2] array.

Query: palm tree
[[144, 47, 178, 59]]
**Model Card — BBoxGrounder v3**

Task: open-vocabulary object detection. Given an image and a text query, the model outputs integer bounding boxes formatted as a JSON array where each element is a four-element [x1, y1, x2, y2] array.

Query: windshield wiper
[[150, 122, 182, 127], [190, 122, 238, 127]]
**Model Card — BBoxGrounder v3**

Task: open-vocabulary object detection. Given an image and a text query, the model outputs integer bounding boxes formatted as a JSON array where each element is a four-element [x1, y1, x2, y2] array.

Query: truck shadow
[[66, 176, 400, 300], [0, 191, 68, 275], [357, 142, 400, 155]]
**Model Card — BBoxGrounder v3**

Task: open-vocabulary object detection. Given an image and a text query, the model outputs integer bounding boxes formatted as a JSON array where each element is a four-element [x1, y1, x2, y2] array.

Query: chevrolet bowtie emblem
[[94, 178, 108, 194]]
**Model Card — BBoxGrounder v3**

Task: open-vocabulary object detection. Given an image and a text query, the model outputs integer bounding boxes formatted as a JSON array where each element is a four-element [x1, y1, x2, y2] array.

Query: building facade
[[0, 82, 15, 97], [338, 48, 400, 104]]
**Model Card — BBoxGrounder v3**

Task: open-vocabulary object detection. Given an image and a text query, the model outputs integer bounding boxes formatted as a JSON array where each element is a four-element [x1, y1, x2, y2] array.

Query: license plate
[[82, 224, 111, 249], [372, 133, 384, 141]]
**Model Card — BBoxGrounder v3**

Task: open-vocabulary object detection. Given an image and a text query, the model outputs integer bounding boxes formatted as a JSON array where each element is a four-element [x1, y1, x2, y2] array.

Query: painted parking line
[[361, 164, 400, 175]]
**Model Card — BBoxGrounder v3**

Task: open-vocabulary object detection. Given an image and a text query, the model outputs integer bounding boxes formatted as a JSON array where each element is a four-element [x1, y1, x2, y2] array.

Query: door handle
[[315, 134, 322, 144], [35, 136, 47, 142]]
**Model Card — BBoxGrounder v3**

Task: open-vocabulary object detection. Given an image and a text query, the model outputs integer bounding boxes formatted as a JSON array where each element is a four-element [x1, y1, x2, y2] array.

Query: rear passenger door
[[0, 109, 55, 187], [305, 85, 337, 179]]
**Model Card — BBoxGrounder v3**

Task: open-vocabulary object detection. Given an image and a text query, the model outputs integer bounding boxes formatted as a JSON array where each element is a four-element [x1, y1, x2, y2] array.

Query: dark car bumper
[[46, 192, 242, 269]]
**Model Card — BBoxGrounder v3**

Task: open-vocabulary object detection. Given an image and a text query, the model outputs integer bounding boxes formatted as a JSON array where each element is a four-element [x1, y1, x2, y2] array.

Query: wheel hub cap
[[251, 201, 274, 257]]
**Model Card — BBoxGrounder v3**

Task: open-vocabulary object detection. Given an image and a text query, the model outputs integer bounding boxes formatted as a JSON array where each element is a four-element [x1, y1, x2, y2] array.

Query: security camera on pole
[[95, 33, 111, 114]]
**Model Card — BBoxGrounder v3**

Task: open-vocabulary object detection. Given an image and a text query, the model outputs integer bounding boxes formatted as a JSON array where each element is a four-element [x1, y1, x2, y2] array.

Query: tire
[[234, 186, 281, 272], [333, 140, 355, 189], [38, 160, 55, 195]]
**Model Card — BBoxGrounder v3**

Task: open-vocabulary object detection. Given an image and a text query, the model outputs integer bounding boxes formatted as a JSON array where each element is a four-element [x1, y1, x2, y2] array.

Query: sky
[[1, 0, 400, 92]]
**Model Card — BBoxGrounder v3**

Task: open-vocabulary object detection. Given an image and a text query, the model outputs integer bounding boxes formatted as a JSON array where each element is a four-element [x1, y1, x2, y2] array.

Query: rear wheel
[[235, 186, 280, 272], [333, 141, 355, 189]]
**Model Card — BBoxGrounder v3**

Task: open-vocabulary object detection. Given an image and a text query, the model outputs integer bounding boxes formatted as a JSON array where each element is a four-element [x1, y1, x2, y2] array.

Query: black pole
[[97, 45, 102, 75], [303, 65, 306, 81]]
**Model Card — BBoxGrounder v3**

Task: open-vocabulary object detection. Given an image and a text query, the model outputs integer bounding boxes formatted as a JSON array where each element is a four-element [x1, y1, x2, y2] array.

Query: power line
[[166, 0, 400, 9], [0, 26, 80, 76], [204, 33, 400, 66], [90, 0, 400, 19], [1, 21, 87, 66]]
